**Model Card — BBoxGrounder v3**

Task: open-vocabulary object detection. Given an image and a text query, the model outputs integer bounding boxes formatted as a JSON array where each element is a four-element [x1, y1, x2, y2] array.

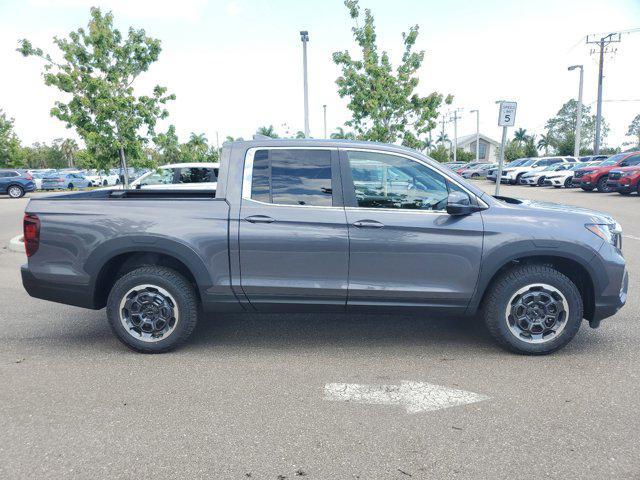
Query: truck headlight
[[586, 222, 622, 248]]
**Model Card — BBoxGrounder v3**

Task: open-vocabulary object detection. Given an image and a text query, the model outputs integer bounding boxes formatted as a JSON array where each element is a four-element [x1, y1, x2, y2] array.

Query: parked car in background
[[0, 169, 35, 198], [519, 162, 573, 186], [41, 171, 92, 191], [573, 151, 640, 192], [579, 155, 609, 163], [455, 162, 483, 175], [443, 161, 466, 170], [85, 169, 120, 187], [606, 162, 640, 195], [128, 163, 219, 190], [461, 163, 497, 179], [501, 157, 575, 185], [21, 139, 628, 355], [544, 161, 603, 188], [486, 158, 532, 182]]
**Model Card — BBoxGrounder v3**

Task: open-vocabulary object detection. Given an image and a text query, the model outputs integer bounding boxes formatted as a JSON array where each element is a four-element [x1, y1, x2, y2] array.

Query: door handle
[[352, 220, 384, 228], [244, 215, 275, 224]]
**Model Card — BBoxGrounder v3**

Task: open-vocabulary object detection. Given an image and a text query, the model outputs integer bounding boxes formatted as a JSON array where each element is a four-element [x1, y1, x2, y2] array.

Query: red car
[[607, 162, 640, 195], [573, 151, 640, 192]]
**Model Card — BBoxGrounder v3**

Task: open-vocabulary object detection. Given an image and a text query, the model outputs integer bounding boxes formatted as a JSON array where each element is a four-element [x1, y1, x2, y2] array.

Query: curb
[[8, 235, 24, 253]]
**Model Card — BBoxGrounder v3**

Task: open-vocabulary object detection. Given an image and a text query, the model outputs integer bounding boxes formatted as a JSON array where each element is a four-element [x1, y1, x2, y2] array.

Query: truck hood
[[494, 196, 617, 225]]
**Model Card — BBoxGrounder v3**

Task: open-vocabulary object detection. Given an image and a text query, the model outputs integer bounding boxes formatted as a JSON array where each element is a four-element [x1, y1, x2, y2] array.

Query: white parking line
[[624, 235, 640, 242], [324, 381, 489, 414]]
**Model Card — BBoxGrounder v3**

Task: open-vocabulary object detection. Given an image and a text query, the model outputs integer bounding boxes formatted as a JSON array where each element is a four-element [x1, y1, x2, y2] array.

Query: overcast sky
[[1, 0, 639, 150]]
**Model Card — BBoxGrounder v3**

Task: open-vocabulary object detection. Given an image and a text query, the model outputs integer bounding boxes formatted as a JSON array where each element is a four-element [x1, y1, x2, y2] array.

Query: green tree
[[513, 128, 528, 144], [60, 138, 78, 167], [544, 99, 607, 155], [332, 0, 451, 150], [455, 148, 475, 162], [0, 109, 24, 168], [18, 7, 175, 186], [429, 144, 450, 163], [626, 114, 640, 149], [524, 135, 538, 158], [256, 125, 278, 138], [537, 134, 551, 155], [500, 140, 527, 162], [154, 125, 181, 164], [330, 127, 356, 139]]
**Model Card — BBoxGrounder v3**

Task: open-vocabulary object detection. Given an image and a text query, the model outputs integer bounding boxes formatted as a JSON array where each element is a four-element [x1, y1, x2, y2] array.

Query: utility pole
[[587, 32, 621, 154], [323, 104, 327, 139], [300, 31, 310, 138], [470, 109, 480, 162], [568, 65, 584, 158], [450, 109, 462, 162]]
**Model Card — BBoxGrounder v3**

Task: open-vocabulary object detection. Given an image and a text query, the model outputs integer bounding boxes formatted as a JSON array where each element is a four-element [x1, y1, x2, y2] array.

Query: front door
[[239, 147, 349, 311], [340, 149, 484, 314]]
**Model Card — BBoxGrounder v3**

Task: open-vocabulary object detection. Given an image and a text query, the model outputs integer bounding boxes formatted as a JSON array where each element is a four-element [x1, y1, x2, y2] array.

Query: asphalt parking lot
[[1, 185, 639, 480]]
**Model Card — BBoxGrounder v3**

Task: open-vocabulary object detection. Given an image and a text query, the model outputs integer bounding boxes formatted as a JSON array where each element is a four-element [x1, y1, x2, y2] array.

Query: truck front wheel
[[106, 266, 199, 353], [482, 264, 583, 355]]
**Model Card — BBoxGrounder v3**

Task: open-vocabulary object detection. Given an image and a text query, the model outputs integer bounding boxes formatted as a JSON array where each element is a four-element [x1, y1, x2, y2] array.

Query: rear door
[[340, 149, 484, 313], [238, 147, 349, 310]]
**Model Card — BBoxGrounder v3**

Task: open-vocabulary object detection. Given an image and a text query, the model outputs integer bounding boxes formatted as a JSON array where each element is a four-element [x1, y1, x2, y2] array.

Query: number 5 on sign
[[498, 101, 517, 126]]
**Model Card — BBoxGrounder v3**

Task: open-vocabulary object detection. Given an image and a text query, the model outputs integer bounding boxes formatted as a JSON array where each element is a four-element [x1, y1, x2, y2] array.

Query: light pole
[[323, 104, 327, 139], [300, 31, 310, 138], [568, 65, 584, 158], [470, 109, 480, 162]]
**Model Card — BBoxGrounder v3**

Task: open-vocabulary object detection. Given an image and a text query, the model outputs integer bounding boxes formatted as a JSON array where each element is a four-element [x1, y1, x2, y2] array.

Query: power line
[[586, 32, 622, 154]]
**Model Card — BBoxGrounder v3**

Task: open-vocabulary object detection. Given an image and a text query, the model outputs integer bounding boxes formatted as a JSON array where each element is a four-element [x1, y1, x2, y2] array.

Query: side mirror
[[446, 191, 479, 216]]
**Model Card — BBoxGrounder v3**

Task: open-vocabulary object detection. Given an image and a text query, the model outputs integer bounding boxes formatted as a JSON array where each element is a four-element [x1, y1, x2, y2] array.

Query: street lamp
[[300, 31, 310, 138], [470, 109, 480, 162], [568, 65, 584, 158]]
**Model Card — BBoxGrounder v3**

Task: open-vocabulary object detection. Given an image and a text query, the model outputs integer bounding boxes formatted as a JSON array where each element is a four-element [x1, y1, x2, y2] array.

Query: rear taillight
[[23, 214, 40, 257]]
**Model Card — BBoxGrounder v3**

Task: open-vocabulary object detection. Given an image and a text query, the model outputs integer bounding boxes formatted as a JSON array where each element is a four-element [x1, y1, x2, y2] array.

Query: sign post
[[494, 101, 517, 196]]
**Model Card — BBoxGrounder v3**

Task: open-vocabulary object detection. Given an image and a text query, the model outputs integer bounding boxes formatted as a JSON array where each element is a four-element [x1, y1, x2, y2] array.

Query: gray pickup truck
[[21, 140, 628, 354]]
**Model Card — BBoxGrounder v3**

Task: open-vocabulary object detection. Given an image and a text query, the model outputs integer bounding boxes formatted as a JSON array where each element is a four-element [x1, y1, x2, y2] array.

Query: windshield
[[507, 159, 528, 167], [598, 159, 618, 166], [517, 159, 535, 167]]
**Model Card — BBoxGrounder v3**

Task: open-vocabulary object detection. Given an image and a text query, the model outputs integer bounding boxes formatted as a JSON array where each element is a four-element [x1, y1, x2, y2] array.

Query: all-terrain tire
[[106, 266, 199, 353], [482, 264, 583, 355]]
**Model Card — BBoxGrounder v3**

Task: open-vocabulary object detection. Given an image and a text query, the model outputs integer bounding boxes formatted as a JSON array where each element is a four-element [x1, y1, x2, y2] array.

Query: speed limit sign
[[498, 101, 517, 126]]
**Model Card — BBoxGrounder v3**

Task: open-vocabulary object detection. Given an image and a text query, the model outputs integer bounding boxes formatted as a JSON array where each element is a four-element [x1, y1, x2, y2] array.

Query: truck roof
[[226, 138, 425, 156]]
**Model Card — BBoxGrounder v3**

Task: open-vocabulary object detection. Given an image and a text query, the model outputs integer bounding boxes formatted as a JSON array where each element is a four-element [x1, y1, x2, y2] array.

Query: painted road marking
[[324, 381, 489, 414], [624, 235, 640, 242]]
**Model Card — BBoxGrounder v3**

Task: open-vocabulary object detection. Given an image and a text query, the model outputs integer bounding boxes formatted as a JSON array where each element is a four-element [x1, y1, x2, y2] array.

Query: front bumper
[[544, 177, 566, 187], [573, 179, 594, 188], [591, 268, 628, 326]]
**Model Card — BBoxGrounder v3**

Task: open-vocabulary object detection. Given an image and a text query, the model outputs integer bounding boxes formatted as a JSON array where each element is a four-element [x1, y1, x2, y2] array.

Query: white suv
[[501, 157, 576, 184]]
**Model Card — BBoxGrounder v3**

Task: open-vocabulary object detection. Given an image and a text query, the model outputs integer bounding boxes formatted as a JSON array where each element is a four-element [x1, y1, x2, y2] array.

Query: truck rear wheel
[[106, 266, 199, 353], [482, 264, 583, 355]]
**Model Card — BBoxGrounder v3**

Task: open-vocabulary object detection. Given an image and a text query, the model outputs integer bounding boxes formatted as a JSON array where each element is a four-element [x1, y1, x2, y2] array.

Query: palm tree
[[436, 132, 449, 145], [537, 134, 551, 155], [330, 127, 356, 140], [188, 132, 208, 149], [256, 125, 278, 138], [423, 137, 434, 153], [513, 128, 528, 144], [60, 138, 78, 168]]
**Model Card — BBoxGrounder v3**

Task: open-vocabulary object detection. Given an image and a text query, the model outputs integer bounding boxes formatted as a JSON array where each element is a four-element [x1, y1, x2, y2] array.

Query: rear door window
[[249, 149, 333, 206], [177, 167, 218, 184]]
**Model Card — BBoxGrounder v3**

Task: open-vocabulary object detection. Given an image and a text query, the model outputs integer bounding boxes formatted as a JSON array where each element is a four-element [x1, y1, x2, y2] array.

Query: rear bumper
[[21, 265, 98, 309]]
